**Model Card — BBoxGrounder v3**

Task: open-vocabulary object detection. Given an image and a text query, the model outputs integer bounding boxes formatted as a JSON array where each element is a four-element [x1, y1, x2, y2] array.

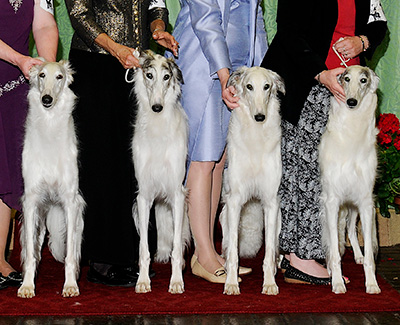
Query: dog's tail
[[47, 206, 67, 262], [220, 200, 264, 258], [154, 197, 191, 264]]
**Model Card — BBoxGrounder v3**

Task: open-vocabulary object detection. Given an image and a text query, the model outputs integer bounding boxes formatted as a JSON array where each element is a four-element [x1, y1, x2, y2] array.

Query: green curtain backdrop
[[51, 0, 398, 116]]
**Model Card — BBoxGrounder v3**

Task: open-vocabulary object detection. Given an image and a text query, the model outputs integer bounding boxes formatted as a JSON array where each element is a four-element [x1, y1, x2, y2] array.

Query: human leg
[[187, 161, 223, 275], [0, 200, 14, 277]]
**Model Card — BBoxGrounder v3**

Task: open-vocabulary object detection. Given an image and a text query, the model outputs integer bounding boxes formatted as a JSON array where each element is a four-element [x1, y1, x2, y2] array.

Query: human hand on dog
[[218, 68, 239, 109], [17, 56, 45, 79], [317, 68, 346, 103], [334, 36, 367, 60]]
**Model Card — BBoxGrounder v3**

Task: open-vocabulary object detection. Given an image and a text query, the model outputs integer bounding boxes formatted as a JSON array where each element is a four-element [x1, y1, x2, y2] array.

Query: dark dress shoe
[[0, 273, 9, 290], [87, 265, 138, 287], [6, 272, 23, 287], [280, 256, 290, 273], [284, 264, 331, 285]]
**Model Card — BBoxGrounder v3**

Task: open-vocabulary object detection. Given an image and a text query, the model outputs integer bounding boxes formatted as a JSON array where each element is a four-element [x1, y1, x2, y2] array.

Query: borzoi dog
[[220, 66, 284, 295], [18, 61, 85, 298], [131, 50, 190, 294], [319, 65, 380, 294]]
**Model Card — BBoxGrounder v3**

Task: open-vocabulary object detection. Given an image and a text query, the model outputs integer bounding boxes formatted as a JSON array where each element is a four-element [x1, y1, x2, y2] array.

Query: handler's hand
[[317, 67, 346, 103], [153, 31, 179, 57], [218, 68, 239, 110]]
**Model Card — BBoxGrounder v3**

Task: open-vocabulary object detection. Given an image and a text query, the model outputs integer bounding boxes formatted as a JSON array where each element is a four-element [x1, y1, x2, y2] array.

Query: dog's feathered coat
[[319, 65, 380, 294], [18, 60, 85, 298], [220, 66, 284, 295], [132, 50, 190, 294]]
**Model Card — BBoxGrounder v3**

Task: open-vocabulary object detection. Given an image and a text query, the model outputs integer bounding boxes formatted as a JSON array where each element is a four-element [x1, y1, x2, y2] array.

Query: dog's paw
[[168, 281, 184, 294], [366, 284, 381, 294], [332, 282, 347, 294], [262, 283, 279, 295], [62, 285, 80, 297], [224, 283, 240, 295], [354, 255, 364, 265], [135, 281, 151, 293], [17, 286, 35, 298]]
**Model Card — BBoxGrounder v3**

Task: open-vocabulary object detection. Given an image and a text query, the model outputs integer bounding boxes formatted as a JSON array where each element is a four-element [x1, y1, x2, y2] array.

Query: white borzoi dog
[[220, 66, 284, 295], [18, 60, 85, 298], [319, 65, 380, 294], [131, 50, 190, 294]]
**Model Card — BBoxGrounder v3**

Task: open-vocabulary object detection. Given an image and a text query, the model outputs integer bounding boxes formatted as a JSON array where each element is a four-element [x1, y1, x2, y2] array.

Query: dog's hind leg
[[18, 195, 41, 298], [62, 194, 85, 297], [338, 207, 348, 257], [154, 202, 173, 263], [346, 207, 363, 264], [135, 194, 152, 293], [324, 197, 347, 294], [262, 198, 279, 295], [223, 194, 242, 295], [168, 189, 186, 294], [359, 200, 380, 294]]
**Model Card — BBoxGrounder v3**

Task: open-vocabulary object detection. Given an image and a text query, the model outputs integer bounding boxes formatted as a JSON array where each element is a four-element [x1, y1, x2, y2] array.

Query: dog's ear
[[60, 60, 75, 86], [167, 57, 184, 84], [368, 68, 380, 93], [227, 66, 248, 89], [270, 70, 285, 95], [139, 49, 154, 66]]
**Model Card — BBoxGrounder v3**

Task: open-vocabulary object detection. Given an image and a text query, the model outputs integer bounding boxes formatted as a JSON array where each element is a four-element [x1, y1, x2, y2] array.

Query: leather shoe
[[87, 265, 138, 287], [279, 256, 290, 273], [0, 273, 8, 290], [6, 271, 22, 287]]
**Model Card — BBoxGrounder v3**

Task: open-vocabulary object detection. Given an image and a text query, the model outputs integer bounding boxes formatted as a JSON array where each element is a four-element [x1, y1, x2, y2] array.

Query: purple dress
[[0, 0, 34, 211]]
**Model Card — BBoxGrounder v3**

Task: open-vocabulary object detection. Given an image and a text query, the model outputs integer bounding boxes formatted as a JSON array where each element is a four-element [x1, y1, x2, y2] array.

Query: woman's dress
[[0, 0, 34, 211]]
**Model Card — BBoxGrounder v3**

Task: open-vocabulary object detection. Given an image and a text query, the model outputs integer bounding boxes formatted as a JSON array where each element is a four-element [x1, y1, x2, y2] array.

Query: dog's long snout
[[41, 95, 53, 108], [152, 104, 163, 113], [346, 98, 358, 108], [254, 114, 265, 122]]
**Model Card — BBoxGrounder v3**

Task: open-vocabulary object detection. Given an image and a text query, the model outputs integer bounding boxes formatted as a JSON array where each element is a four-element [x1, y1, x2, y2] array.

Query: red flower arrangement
[[375, 113, 400, 218]]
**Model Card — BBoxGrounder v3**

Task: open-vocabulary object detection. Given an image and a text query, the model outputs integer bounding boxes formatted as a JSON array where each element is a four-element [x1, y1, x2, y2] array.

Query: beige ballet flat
[[191, 255, 242, 284], [238, 266, 252, 276]]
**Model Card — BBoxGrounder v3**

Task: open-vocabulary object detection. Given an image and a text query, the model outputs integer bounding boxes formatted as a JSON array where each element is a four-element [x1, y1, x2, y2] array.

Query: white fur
[[319, 65, 380, 294], [220, 66, 284, 295], [18, 61, 85, 298], [131, 50, 190, 294]]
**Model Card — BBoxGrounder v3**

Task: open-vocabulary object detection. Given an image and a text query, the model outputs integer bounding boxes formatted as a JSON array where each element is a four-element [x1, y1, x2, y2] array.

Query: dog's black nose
[[347, 98, 358, 108], [42, 95, 53, 108], [254, 114, 265, 122], [152, 104, 163, 113]]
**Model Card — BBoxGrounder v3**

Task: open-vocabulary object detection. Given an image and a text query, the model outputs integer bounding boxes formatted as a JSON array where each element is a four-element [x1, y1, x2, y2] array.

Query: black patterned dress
[[279, 85, 331, 260]]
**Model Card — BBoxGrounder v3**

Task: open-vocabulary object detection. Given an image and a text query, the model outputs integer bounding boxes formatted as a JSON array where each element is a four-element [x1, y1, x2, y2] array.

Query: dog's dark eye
[[344, 76, 350, 82], [264, 84, 270, 90], [146, 73, 153, 79], [360, 78, 367, 84], [56, 74, 64, 80], [163, 74, 170, 81], [39, 73, 45, 78], [246, 84, 253, 91]]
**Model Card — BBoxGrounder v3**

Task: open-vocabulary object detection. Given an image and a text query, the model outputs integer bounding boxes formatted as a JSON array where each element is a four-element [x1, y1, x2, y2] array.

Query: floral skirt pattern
[[279, 85, 331, 260]]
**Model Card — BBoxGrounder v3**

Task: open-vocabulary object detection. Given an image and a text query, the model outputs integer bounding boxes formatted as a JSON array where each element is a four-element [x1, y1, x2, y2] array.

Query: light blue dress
[[170, 0, 268, 165]]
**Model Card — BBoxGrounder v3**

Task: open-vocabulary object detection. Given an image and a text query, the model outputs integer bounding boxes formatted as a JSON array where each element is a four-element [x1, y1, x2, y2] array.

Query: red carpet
[[1, 239, 400, 316]]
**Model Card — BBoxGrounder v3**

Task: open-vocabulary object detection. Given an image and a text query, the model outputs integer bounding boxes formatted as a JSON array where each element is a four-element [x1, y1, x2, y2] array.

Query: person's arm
[[32, 0, 58, 61]]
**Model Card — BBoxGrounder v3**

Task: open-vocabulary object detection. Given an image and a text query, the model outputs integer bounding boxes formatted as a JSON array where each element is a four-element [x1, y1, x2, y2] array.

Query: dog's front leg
[[223, 195, 241, 295], [262, 199, 279, 295], [18, 197, 39, 298], [325, 199, 346, 294], [169, 190, 186, 294], [359, 203, 381, 294], [62, 195, 84, 297], [135, 195, 152, 293]]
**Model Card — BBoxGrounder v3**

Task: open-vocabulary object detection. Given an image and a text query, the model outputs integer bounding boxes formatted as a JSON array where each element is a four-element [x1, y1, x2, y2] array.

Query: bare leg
[[0, 200, 16, 277], [187, 160, 223, 274]]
